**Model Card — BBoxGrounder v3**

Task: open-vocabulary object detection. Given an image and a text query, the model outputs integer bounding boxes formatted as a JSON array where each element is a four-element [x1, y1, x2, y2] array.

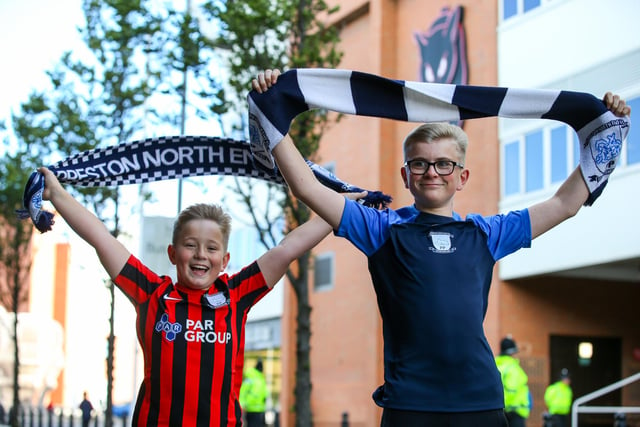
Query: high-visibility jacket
[[495, 355, 530, 418], [545, 381, 573, 415], [239, 367, 268, 413]]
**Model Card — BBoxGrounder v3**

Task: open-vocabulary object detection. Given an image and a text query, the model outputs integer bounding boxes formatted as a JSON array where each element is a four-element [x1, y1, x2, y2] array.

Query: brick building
[[279, 1, 640, 426]]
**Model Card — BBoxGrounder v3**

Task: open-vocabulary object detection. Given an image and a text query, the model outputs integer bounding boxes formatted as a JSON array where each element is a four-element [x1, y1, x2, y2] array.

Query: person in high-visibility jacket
[[495, 336, 530, 427], [544, 368, 573, 427], [240, 359, 268, 427]]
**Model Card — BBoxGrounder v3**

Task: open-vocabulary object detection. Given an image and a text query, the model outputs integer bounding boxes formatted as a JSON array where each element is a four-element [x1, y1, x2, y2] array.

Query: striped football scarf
[[20, 68, 630, 233], [248, 68, 631, 205], [18, 136, 391, 233]]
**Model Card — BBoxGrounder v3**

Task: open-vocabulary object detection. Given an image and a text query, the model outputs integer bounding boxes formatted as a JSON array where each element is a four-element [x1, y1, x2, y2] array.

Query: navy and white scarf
[[248, 68, 630, 204], [18, 135, 391, 232], [21, 68, 630, 232]]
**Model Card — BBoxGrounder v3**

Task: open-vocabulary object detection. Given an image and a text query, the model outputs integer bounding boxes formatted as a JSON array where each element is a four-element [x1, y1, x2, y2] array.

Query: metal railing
[[571, 371, 640, 427], [0, 406, 128, 427]]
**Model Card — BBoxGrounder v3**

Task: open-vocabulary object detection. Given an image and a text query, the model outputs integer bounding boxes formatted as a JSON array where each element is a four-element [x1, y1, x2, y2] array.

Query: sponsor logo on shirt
[[155, 313, 183, 341], [154, 313, 231, 344], [428, 231, 456, 254], [184, 319, 231, 344]]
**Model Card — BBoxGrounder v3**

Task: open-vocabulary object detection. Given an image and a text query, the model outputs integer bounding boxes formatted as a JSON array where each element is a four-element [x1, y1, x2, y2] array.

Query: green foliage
[[202, 1, 343, 425], [157, 3, 229, 125]]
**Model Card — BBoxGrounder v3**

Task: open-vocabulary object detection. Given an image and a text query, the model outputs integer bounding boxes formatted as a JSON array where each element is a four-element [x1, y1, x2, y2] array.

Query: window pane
[[551, 127, 568, 183], [503, 0, 518, 20], [523, 0, 541, 13], [525, 131, 543, 192], [504, 141, 520, 195], [314, 253, 334, 291], [626, 97, 640, 164]]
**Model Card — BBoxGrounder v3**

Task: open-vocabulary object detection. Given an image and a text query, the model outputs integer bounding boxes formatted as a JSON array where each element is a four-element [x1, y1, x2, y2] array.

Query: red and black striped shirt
[[115, 255, 270, 427]]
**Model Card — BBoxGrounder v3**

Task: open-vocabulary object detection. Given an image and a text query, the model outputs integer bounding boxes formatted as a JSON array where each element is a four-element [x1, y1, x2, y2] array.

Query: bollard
[[341, 411, 349, 427], [614, 412, 627, 427]]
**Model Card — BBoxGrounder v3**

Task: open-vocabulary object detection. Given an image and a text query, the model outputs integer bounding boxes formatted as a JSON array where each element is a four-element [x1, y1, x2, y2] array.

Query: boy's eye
[[412, 160, 427, 168], [435, 160, 453, 168]]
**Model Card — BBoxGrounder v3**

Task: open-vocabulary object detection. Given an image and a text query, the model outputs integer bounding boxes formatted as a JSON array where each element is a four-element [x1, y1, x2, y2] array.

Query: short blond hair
[[172, 203, 232, 249], [403, 123, 469, 163]]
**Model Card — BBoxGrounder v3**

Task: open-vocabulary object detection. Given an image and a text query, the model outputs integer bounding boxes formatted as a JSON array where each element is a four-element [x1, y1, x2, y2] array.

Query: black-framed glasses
[[404, 159, 464, 176]]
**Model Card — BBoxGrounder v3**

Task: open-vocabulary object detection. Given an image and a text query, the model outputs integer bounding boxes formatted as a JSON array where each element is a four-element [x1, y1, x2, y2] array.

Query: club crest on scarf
[[248, 111, 275, 172], [584, 119, 627, 181]]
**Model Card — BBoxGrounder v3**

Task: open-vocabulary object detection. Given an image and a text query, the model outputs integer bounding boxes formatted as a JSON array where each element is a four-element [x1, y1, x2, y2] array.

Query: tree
[[155, 0, 229, 211], [7, 1, 166, 425], [7, 2, 230, 425], [0, 135, 40, 427], [1, 85, 100, 424], [202, 1, 343, 425], [61, 1, 166, 424]]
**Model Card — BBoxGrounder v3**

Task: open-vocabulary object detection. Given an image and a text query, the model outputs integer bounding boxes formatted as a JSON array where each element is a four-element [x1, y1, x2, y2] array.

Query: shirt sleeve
[[469, 209, 532, 261], [114, 254, 168, 305], [335, 199, 399, 256]]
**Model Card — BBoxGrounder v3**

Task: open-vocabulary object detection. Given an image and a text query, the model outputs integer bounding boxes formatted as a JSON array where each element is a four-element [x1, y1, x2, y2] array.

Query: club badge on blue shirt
[[428, 231, 456, 254]]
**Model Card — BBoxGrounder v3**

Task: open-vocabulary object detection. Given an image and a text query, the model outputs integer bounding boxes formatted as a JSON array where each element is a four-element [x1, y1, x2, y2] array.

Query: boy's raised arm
[[40, 167, 130, 279], [272, 135, 347, 229], [252, 69, 348, 230], [528, 92, 631, 239], [257, 191, 365, 288]]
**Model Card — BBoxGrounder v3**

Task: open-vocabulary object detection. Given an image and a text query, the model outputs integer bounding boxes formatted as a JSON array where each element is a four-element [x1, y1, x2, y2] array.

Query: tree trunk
[[10, 229, 21, 427], [293, 250, 312, 427]]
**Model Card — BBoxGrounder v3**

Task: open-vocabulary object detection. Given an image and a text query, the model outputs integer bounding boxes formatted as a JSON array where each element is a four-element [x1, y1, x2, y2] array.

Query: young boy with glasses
[[252, 69, 630, 427]]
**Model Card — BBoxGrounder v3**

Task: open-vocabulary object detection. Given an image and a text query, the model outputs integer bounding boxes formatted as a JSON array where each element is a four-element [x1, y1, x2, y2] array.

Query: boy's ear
[[401, 166, 409, 188], [457, 168, 470, 191], [167, 245, 177, 265], [222, 252, 230, 271]]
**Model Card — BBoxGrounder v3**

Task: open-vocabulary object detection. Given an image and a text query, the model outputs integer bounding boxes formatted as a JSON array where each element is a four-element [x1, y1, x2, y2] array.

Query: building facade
[[280, 1, 640, 426]]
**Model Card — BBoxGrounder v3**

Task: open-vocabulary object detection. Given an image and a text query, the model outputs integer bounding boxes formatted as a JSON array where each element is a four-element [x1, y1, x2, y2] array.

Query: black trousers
[[244, 411, 266, 427], [505, 411, 526, 427], [381, 408, 508, 427], [549, 414, 569, 427]]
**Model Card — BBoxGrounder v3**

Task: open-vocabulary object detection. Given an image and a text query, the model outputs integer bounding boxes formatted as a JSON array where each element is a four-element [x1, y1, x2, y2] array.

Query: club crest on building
[[415, 5, 468, 87], [428, 232, 456, 254]]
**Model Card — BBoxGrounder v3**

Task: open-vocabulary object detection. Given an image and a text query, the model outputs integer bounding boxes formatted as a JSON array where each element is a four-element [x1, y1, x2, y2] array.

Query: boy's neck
[[414, 203, 454, 218]]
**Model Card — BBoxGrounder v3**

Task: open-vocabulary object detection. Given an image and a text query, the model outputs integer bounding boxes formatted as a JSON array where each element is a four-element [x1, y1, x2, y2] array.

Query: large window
[[525, 130, 543, 192], [501, 0, 547, 22], [550, 126, 569, 183], [503, 0, 518, 20], [503, 95, 638, 198], [626, 97, 640, 165], [314, 252, 334, 292], [504, 141, 520, 196]]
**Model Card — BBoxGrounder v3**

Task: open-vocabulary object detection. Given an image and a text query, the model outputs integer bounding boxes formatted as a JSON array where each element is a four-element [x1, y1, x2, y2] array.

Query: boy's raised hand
[[38, 167, 63, 202], [252, 69, 281, 93], [603, 92, 631, 116]]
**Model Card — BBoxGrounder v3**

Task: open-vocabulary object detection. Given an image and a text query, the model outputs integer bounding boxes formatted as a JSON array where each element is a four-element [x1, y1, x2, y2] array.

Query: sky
[[0, 0, 85, 124], [0, 0, 256, 220], [0, 0, 279, 285], [0, 0, 282, 407]]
